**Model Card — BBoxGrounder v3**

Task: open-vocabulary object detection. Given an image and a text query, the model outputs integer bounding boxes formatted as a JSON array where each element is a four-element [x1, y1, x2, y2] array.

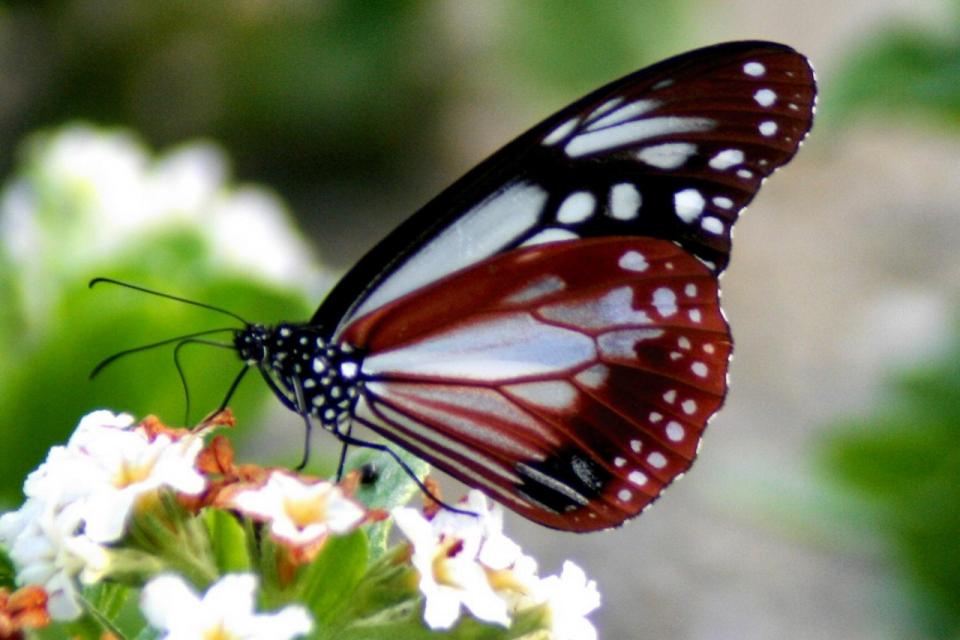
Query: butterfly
[[231, 41, 816, 532]]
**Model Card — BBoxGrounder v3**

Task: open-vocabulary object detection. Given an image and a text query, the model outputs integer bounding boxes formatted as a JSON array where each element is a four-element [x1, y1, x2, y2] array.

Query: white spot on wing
[[609, 183, 642, 220], [543, 117, 579, 146], [586, 97, 624, 121], [712, 196, 734, 209], [709, 149, 744, 170], [743, 61, 766, 77], [666, 421, 685, 441], [652, 287, 677, 317], [541, 286, 651, 330], [691, 361, 708, 377], [636, 142, 697, 169], [701, 216, 724, 235], [674, 188, 705, 223], [598, 329, 665, 359], [505, 275, 566, 304], [681, 399, 697, 414], [630, 440, 642, 453], [506, 380, 578, 412], [556, 191, 596, 224], [754, 88, 777, 107], [619, 250, 648, 272], [522, 228, 579, 246], [663, 389, 677, 403], [575, 363, 609, 389], [617, 488, 633, 502], [688, 309, 703, 323], [648, 452, 667, 468], [585, 99, 660, 131], [565, 117, 714, 157], [759, 121, 778, 137], [628, 470, 648, 486]]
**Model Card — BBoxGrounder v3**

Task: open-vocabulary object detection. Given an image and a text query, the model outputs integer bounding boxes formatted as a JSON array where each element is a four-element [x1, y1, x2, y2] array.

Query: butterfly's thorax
[[234, 323, 363, 431]]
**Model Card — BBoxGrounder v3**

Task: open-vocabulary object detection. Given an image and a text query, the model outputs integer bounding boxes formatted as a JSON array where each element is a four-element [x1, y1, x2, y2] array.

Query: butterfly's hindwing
[[340, 237, 731, 531]]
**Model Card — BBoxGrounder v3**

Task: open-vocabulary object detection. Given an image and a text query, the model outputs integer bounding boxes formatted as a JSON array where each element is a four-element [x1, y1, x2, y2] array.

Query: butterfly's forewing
[[341, 238, 730, 531], [315, 41, 815, 337]]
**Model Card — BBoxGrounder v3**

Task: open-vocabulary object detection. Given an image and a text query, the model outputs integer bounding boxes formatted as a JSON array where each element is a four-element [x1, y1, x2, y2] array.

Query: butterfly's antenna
[[173, 337, 236, 424], [89, 277, 250, 325], [90, 328, 237, 379]]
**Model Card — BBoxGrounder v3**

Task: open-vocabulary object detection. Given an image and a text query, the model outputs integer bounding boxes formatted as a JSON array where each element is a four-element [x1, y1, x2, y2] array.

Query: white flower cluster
[[0, 410, 206, 620], [394, 491, 601, 639], [0, 124, 325, 326]]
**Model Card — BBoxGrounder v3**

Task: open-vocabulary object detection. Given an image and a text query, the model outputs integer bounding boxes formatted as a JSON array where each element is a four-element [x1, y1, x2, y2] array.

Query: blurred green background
[[1, 1, 959, 638]]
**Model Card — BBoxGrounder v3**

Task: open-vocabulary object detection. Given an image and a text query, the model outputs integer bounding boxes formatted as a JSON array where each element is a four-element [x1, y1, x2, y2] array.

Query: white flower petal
[[423, 588, 465, 630], [203, 573, 258, 619], [142, 573, 312, 640], [241, 606, 314, 639], [141, 574, 202, 629]]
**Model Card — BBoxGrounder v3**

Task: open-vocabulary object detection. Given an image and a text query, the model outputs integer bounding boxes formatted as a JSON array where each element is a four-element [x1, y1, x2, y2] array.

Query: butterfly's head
[[234, 324, 271, 366], [234, 323, 332, 374]]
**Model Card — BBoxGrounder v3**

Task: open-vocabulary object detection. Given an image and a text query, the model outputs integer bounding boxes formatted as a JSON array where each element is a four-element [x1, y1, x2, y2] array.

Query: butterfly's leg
[[289, 376, 314, 471], [334, 422, 352, 481], [331, 425, 476, 517]]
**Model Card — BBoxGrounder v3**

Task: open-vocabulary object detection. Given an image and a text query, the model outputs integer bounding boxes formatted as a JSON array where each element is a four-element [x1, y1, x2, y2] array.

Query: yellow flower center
[[431, 537, 465, 588], [112, 459, 154, 488], [284, 494, 328, 529], [203, 622, 238, 640], [485, 568, 529, 595]]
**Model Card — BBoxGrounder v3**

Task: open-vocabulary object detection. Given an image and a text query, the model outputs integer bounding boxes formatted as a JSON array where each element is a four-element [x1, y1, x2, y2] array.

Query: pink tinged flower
[[230, 472, 365, 546], [537, 561, 601, 640], [393, 507, 510, 630], [141, 573, 312, 640]]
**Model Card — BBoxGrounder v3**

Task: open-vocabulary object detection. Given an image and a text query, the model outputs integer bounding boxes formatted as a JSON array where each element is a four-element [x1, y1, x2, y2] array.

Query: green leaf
[[0, 547, 15, 588], [335, 600, 547, 640], [345, 447, 430, 558], [296, 530, 370, 633], [204, 507, 252, 573]]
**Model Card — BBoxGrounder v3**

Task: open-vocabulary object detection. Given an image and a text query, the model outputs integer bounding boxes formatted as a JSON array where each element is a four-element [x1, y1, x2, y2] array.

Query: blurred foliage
[[819, 6, 960, 637], [827, 6, 960, 126], [818, 333, 960, 638], [0, 1, 691, 264], [0, 124, 321, 506]]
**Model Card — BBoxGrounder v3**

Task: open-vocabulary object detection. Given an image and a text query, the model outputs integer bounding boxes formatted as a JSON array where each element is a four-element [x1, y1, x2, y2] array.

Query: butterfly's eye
[[235, 326, 269, 364]]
